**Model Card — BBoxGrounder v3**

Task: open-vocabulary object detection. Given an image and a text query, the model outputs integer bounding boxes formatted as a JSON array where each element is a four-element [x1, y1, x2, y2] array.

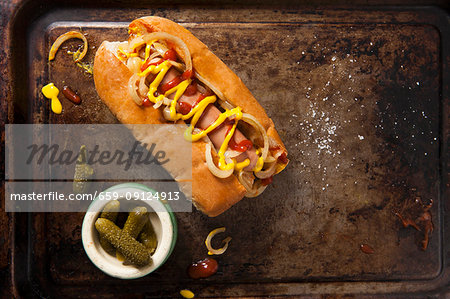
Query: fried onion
[[205, 227, 232, 256], [49, 31, 88, 63]]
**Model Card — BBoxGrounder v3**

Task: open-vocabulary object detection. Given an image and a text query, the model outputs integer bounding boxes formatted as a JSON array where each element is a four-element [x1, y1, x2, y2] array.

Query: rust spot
[[394, 198, 433, 251], [395, 212, 421, 231]]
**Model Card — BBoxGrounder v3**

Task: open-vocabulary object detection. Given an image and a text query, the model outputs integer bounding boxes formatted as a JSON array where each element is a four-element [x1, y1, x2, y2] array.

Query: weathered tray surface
[[1, 1, 449, 298]]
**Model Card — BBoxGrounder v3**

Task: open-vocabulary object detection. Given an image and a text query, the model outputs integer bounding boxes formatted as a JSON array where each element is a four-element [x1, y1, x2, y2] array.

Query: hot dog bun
[[93, 16, 287, 217]]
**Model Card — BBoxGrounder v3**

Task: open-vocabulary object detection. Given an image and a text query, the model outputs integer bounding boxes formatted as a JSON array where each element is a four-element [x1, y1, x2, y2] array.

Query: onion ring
[[148, 51, 161, 61], [264, 154, 277, 164], [245, 183, 267, 198], [152, 42, 189, 71], [205, 227, 232, 256], [237, 170, 254, 192], [152, 41, 169, 56], [139, 32, 192, 72], [241, 113, 269, 161], [224, 149, 242, 160], [48, 31, 88, 63], [255, 161, 277, 179], [218, 99, 235, 110], [154, 97, 177, 109], [168, 60, 185, 71], [128, 73, 143, 105], [195, 72, 226, 101], [153, 100, 164, 109], [128, 35, 145, 53], [138, 75, 149, 97], [205, 143, 233, 178]]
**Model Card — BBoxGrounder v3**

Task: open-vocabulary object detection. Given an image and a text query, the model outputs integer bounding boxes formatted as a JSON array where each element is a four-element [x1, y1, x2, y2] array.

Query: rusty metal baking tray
[[1, 0, 449, 298]]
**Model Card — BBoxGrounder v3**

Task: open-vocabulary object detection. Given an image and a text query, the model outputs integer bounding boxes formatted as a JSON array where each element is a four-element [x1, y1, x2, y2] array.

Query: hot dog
[[93, 16, 288, 216]]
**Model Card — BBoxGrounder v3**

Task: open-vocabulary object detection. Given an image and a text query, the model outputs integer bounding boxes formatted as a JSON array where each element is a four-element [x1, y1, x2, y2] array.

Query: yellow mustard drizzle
[[136, 46, 261, 173], [118, 48, 139, 60], [252, 148, 264, 172], [217, 113, 239, 170], [253, 156, 264, 172], [144, 43, 152, 61], [168, 79, 192, 118], [235, 159, 251, 171], [41, 83, 62, 114], [128, 24, 140, 36]]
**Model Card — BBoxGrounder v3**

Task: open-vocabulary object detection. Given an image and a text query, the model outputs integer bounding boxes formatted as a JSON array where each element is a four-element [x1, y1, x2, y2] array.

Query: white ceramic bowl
[[82, 183, 177, 279]]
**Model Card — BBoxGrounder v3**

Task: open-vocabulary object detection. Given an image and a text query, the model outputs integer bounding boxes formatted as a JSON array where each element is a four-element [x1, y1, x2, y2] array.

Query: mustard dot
[[180, 289, 195, 299]]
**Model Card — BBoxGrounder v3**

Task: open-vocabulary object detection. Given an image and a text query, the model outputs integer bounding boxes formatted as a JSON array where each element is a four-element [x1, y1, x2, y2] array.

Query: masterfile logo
[[26, 140, 170, 170]]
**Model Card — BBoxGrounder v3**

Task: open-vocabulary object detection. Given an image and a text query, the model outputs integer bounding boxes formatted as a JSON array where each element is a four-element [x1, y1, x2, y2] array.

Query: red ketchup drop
[[278, 152, 288, 164], [187, 258, 218, 279], [163, 48, 177, 61], [183, 82, 198, 96], [178, 94, 205, 115], [229, 138, 253, 152], [261, 176, 273, 186], [178, 101, 193, 115], [360, 244, 375, 254], [142, 97, 151, 107], [181, 69, 194, 80]]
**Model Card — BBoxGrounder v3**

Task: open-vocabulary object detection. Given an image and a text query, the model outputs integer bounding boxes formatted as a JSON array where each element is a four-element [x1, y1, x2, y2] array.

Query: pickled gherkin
[[73, 145, 94, 194], [95, 218, 151, 267], [138, 221, 158, 255], [99, 236, 116, 256], [99, 200, 120, 255], [123, 206, 148, 238], [100, 200, 120, 221], [116, 250, 126, 262], [116, 206, 148, 262]]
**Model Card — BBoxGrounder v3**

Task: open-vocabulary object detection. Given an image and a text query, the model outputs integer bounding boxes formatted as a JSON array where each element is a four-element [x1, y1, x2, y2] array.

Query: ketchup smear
[[159, 77, 182, 94], [229, 138, 253, 152], [222, 120, 253, 152], [159, 69, 195, 94], [187, 258, 218, 279], [177, 87, 214, 115], [178, 94, 204, 115]]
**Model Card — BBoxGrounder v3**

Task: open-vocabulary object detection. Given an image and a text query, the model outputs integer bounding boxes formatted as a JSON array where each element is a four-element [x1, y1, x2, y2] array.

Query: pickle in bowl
[[95, 201, 158, 267]]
